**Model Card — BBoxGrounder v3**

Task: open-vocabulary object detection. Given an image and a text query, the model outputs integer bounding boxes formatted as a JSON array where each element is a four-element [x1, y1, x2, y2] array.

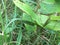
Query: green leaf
[[25, 24, 37, 32], [16, 30, 22, 45], [13, 0, 49, 27], [13, 0, 37, 21], [40, 0, 60, 14], [4, 18, 21, 34], [58, 42, 60, 45], [5, 27, 15, 34], [54, 3, 60, 12], [0, 36, 4, 45], [39, 15, 49, 24], [50, 16, 60, 20], [45, 21, 60, 31], [40, 2, 56, 14], [43, 0, 55, 4], [22, 13, 49, 25], [13, 0, 60, 31], [22, 13, 34, 23]]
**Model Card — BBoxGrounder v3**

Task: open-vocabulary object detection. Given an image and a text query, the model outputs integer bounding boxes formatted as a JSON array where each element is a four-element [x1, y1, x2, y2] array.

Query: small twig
[[41, 35, 50, 42]]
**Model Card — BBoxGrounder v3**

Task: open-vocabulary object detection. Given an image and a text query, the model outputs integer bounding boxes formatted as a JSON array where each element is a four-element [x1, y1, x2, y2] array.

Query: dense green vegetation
[[0, 0, 60, 45]]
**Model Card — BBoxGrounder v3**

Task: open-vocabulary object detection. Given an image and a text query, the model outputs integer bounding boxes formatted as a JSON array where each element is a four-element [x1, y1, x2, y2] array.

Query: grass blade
[[16, 30, 22, 45]]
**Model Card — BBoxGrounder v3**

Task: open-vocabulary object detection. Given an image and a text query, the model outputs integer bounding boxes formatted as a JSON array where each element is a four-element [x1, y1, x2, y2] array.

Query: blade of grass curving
[[4, 18, 21, 33]]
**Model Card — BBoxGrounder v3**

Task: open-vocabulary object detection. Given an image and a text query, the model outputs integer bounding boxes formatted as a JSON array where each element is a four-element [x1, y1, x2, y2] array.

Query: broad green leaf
[[40, 0, 60, 14], [13, 0, 60, 31], [22, 13, 49, 25], [45, 21, 60, 31], [22, 13, 34, 23], [40, 2, 56, 14], [54, 3, 60, 12], [39, 15, 49, 24], [25, 24, 37, 32], [50, 16, 60, 20], [13, 0, 37, 21], [43, 0, 55, 4], [13, 0, 49, 27]]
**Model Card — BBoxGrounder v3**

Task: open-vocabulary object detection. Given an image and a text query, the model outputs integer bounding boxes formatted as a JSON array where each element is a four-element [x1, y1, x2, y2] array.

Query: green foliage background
[[0, 0, 60, 45]]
